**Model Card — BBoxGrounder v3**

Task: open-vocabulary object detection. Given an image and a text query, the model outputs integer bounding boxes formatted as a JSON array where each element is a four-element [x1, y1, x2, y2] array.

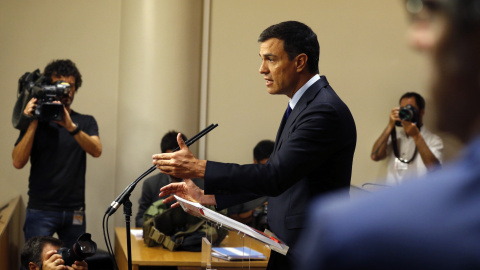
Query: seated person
[[21, 236, 88, 270], [135, 130, 204, 227], [227, 140, 274, 230]]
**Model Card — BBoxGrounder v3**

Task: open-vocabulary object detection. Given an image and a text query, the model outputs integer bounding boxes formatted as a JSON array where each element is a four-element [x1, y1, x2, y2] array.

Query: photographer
[[371, 92, 443, 185], [21, 236, 88, 270], [12, 59, 102, 248]]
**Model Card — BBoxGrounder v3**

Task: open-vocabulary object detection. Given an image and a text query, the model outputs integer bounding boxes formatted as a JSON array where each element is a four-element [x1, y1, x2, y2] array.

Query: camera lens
[[399, 108, 414, 121], [399, 104, 418, 122], [57, 233, 97, 266]]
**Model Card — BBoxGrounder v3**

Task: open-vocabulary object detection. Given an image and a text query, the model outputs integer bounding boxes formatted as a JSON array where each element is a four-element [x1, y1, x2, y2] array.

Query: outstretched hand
[[152, 133, 207, 179], [159, 179, 216, 208]]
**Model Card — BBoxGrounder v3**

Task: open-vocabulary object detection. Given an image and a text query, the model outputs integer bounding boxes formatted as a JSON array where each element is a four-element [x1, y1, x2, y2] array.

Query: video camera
[[18, 69, 70, 121], [395, 104, 419, 127], [57, 233, 97, 266]]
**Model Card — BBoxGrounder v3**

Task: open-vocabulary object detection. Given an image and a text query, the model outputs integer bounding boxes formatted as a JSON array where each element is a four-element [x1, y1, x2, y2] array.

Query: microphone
[[105, 166, 156, 216], [105, 186, 130, 215], [106, 188, 131, 216]]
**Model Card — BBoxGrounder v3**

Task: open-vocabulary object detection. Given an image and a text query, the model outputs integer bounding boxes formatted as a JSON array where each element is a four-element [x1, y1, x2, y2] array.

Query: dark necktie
[[286, 104, 292, 120]]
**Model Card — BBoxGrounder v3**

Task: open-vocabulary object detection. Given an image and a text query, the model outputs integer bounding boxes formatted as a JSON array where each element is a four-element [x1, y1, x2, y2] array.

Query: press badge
[[395, 158, 408, 171], [73, 208, 84, 225]]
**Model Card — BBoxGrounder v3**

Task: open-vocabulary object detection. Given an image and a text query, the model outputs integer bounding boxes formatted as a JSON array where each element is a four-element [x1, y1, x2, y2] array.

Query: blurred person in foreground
[[21, 236, 88, 270], [297, 1, 480, 269]]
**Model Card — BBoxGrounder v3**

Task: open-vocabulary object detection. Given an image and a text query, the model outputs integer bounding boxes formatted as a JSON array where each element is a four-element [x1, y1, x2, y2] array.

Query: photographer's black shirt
[[15, 110, 99, 211]]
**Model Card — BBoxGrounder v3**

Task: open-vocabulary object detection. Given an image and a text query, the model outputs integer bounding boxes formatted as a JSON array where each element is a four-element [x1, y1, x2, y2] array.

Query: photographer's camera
[[396, 104, 419, 126], [57, 233, 97, 266], [33, 80, 70, 121], [19, 69, 70, 121]]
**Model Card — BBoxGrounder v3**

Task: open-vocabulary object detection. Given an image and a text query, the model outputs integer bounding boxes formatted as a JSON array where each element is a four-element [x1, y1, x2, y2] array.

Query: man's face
[[51, 75, 76, 107], [400, 96, 424, 123], [400, 96, 419, 111], [406, 0, 446, 52], [259, 38, 300, 98]]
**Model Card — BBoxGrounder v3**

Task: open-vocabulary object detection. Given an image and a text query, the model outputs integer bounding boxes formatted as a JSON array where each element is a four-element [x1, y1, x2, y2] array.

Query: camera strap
[[390, 128, 417, 164]]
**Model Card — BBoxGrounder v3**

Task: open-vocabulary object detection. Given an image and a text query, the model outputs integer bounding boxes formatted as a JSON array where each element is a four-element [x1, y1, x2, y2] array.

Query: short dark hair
[[399, 92, 425, 110], [21, 236, 63, 269], [44, 59, 83, 91], [253, 140, 275, 162], [258, 21, 320, 74], [161, 130, 188, 153]]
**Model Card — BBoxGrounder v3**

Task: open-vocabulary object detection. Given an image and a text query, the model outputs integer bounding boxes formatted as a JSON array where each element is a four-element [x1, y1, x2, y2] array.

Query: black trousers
[[267, 250, 292, 270]]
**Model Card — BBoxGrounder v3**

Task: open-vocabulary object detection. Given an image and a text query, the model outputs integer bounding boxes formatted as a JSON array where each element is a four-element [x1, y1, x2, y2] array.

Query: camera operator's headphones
[[390, 125, 419, 164]]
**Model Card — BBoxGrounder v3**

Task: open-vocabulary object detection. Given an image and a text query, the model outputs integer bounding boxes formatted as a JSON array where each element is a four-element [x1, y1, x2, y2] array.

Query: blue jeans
[[24, 208, 86, 248]]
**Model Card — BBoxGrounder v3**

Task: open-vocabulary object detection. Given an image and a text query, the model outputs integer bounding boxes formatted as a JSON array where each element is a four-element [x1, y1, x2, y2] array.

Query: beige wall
[[114, 0, 203, 226], [0, 0, 461, 252]]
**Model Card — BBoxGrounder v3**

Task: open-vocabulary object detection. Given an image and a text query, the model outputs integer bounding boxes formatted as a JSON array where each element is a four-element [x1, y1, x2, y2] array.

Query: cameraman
[[371, 92, 443, 185], [12, 59, 102, 248], [21, 236, 88, 270]]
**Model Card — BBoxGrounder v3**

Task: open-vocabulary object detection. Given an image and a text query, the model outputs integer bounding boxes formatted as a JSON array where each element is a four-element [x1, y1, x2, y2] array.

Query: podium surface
[[114, 227, 270, 270]]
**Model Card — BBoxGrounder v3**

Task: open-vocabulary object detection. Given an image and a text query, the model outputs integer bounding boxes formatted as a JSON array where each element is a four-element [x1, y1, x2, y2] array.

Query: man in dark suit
[[296, 1, 480, 269], [153, 21, 356, 270]]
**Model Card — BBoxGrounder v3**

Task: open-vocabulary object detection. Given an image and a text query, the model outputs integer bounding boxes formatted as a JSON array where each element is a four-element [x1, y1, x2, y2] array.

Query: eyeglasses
[[406, 0, 445, 15], [405, 0, 447, 24]]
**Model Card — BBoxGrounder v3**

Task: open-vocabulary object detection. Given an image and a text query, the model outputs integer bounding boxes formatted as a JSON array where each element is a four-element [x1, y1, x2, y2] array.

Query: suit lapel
[[273, 76, 329, 154], [275, 109, 289, 146]]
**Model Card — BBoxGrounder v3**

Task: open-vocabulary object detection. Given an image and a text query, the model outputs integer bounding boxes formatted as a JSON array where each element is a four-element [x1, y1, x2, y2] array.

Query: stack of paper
[[212, 247, 267, 261]]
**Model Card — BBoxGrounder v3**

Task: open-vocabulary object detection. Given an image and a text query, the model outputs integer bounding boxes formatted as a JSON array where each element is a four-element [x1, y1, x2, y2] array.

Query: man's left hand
[[52, 102, 77, 133], [159, 179, 216, 207], [402, 121, 420, 138]]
